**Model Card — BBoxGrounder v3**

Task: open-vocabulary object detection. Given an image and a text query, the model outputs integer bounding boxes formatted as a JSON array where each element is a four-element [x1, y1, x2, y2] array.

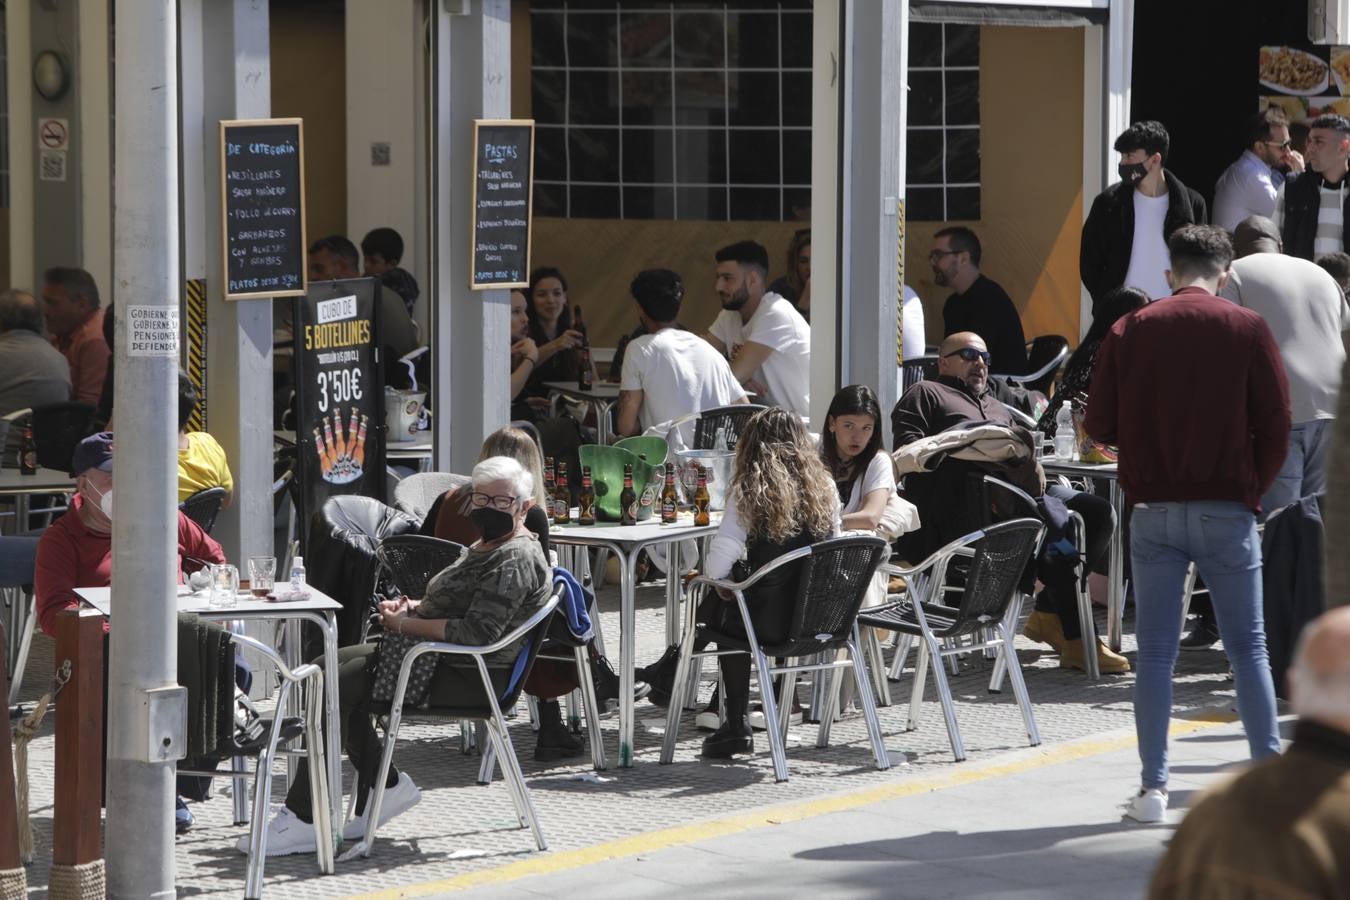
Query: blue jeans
[[1261, 419, 1331, 515], [1129, 501, 1280, 789]]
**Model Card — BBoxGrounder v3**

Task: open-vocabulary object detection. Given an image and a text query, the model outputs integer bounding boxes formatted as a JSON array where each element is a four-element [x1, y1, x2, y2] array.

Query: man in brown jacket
[[1148, 606, 1350, 898]]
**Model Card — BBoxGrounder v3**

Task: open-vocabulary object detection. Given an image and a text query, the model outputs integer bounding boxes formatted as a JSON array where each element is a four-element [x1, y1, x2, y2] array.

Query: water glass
[[209, 563, 240, 609], [248, 556, 276, 598]]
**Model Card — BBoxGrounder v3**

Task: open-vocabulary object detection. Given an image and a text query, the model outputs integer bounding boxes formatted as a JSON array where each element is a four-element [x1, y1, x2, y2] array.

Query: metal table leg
[[617, 546, 637, 767], [1107, 480, 1125, 652]]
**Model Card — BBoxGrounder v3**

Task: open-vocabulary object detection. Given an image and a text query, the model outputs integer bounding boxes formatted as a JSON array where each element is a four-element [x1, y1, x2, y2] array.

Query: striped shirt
[[1274, 179, 1347, 258]]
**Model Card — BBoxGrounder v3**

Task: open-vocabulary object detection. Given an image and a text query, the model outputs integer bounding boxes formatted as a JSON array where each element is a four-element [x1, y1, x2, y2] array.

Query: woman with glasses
[[245, 456, 553, 857]]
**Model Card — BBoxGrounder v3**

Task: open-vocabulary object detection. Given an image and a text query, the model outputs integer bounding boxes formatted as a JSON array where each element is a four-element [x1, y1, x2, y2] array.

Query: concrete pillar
[[5, 2, 33, 289], [432, 0, 512, 474], [838, 0, 905, 447], [181, 0, 274, 563], [809, 0, 840, 433]]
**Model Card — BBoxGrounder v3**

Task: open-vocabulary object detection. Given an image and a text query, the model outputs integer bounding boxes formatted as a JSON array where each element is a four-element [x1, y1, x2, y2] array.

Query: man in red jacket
[[1085, 224, 1290, 825]]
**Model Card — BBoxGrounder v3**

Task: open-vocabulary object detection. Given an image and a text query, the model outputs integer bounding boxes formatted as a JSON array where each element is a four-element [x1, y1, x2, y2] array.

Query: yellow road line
[[344, 713, 1237, 899]]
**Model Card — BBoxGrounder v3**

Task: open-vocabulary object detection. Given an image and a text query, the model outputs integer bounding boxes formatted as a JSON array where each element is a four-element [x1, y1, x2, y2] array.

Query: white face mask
[[84, 481, 112, 519]]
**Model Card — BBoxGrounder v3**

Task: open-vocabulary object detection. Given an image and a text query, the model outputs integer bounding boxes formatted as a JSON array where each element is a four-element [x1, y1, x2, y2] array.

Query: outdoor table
[[543, 382, 621, 445], [1040, 457, 1124, 652], [76, 583, 344, 831], [550, 511, 721, 767], [0, 467, 77, 534]]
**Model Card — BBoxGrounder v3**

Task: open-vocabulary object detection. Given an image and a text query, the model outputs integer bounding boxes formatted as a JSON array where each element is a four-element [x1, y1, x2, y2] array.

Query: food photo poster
[[1260, 44, 1350, 122]]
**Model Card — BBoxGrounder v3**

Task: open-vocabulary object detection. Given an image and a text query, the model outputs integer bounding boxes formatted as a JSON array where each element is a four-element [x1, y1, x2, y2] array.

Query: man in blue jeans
[[1085, 224, 1291, 823]]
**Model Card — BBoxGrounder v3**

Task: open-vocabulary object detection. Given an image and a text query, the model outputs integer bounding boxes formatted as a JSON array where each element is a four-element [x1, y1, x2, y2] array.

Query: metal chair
[[180, 486, 228, 534], [860, 518, 1045, 762], [900, 355, 940, 394], [998, 336, 1069, 395], [391, 472, 468, 525], [659, 535, 892, 783], [350, 586, 563, 857]]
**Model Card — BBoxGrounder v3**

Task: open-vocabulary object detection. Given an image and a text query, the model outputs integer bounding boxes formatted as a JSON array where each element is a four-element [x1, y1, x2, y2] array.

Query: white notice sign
[[126, 305, 180, 357]]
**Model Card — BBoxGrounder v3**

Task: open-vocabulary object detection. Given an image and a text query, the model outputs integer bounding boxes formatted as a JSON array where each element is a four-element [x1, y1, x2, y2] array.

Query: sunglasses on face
[[943, 347, 991, 365], [1263, 140, 1293, 151]]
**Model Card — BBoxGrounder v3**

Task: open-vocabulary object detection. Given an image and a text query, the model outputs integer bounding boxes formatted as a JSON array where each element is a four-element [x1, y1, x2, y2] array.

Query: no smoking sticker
[[38, 117, 68, 150], [126, 306, 180, 358]]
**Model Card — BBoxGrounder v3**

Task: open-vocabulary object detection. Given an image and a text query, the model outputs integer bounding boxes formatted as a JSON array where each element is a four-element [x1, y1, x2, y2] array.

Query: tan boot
[[1060, 638, 1130, 674], [1022, 609, 1067, 653]]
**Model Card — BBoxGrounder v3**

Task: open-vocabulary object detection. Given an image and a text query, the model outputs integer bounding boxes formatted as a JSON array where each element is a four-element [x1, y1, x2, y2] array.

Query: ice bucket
[[578, 437, 668, 522], [673, 448, 735, 512], [384, 389, 426, 440]]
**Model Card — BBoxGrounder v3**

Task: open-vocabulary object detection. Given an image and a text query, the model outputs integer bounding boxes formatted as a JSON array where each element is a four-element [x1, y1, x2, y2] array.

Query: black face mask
[[469, 507, 515, 541], [1118, 161, 1148, 185]]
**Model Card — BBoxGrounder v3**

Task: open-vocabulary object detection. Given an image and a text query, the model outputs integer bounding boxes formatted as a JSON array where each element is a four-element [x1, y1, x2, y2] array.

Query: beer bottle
[[660, 463, 679, 524], [578, 465, 595, 525], [19, 425, 37, 475], [619, 463, 638, 526], [693, 464, 711, 526], [576, 304, 594, 391], [554, 461, 571, 525], [543, 456, 557, 502]]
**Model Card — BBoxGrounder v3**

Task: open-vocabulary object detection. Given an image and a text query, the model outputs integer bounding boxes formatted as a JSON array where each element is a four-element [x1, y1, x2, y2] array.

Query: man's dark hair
[[308, 235, 360, 269], [1317, 251, 1350, 294], [0, 290, 45, 334], [1167, 225, 1233, 281], [178, 369, 199, 432], [630, 269, 684, 322], [714, 240, 770, 277], [43, 266, 101, 309], [360, 227, 404, 264], [1310, 114, 1350, 136], [1246, 108, 1289, 147], [1113, 120, 1170, 163], [934, 226, 982, 267]]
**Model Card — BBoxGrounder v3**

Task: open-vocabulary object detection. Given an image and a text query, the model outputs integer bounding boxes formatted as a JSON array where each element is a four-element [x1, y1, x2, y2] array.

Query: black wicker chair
[[348, 585, 563, 857], [692, 403, 767, 451], [659, 534, 892, 782], [375, 534, 467, 599], [900, 355, 940, 395], [180, 486, 228, 534], [860, 518, 1044, 762]]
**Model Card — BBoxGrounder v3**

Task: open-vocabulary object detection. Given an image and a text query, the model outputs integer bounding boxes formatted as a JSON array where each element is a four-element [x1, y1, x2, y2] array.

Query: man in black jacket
[[1274, 113, 1350, 261], [1080, 120, 1207, 306]]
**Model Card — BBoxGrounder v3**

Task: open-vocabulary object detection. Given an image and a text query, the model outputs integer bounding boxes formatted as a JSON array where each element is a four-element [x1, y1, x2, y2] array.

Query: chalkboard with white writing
[[470, 120, 534, 290], [220, 118, 308, 300]]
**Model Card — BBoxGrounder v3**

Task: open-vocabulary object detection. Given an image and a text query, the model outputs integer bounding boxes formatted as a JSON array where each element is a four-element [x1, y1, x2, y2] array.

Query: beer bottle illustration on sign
[[352, 413, 369, 468], [313, 428, 334, 476], [331, 409, 348, 459]]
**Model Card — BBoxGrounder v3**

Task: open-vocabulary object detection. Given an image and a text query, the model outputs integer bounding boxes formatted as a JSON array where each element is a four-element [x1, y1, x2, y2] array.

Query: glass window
[[905, 22, 981, 222]]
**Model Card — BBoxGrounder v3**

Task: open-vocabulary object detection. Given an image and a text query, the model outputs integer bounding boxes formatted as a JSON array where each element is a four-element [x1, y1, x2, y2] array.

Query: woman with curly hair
[[699, 407, 841, 758]]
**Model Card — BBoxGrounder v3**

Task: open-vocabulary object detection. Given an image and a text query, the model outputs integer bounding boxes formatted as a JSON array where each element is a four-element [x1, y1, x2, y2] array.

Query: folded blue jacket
[[552, 566, 594, 643]]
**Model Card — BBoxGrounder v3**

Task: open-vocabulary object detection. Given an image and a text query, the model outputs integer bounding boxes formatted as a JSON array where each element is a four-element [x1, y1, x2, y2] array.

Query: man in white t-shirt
[[615, 268, 747, 437], [702, 240, 811, 417]]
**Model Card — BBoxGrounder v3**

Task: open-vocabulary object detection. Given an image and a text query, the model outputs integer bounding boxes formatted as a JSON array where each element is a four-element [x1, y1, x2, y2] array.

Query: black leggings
[[284, 643, 508, 822], [698, 591, 793, 705], [1035, 485, 1113, 641]]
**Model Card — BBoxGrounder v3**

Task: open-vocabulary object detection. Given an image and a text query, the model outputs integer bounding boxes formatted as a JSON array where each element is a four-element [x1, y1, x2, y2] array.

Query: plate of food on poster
[[1332, 48, 1350, 95], [1260, 46, 1330, 96], [1259, 95, 1350, 123]]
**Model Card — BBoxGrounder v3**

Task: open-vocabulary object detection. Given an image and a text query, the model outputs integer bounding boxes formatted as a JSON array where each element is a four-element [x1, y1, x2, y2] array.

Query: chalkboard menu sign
[[291, 277, 387, 548], [470, 119, 534, 290], [220, 118, 307, 300]]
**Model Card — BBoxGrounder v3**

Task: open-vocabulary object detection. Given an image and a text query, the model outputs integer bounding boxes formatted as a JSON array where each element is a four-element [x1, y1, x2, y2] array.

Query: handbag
[[369, 629, 439, 707]]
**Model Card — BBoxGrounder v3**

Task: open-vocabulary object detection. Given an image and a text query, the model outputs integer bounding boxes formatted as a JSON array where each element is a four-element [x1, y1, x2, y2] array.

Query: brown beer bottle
[[578, 465, 595, 525], [543, 456, 557, 502], [19, 425, 36, 475], [554, 461, 571, 525], [693, 464, 711, 526], [660, 463, 679, 524], [576, 305, 594, 391], [619, 463, 638, 526]]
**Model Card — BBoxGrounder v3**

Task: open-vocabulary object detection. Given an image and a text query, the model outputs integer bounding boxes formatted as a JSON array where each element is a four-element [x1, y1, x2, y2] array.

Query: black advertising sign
[[220, 118, 307, 300], [470, 119, 534, 290], [292, 278, 386, 545]]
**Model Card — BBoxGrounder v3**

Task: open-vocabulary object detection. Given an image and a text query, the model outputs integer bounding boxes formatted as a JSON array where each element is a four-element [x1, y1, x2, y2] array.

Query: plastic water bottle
[[1053, 404, 1076, 459], [288, 555, 308, 599]]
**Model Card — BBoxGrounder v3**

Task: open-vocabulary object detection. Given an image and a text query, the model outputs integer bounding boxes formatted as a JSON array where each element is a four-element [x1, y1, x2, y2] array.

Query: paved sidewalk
[[423, 715, 1282, 900], [9, 579, 1267, 898]]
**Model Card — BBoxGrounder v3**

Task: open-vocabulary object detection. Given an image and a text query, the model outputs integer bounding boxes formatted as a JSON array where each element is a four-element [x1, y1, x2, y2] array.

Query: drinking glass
[[209, 563, 240, 609], [248, 556, 276, 598]]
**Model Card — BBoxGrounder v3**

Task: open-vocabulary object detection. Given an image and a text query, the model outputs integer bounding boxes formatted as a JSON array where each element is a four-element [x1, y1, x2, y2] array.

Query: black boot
[[535, 700, 585, 761], [592, 653, 651, 709], [635, 645, 681, 706], [701, 693, 752, 758]]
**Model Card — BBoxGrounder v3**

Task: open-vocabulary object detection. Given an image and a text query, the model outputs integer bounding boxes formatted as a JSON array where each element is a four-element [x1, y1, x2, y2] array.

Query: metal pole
[[105, 0, 181, 896]]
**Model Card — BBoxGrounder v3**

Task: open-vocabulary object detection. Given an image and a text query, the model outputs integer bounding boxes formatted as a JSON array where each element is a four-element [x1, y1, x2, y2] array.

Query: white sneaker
[[694, 710, 721, 732], [342, 772, 423, 841], [236, 806, 316, 856], [748, 707, 802, 731], [1124, 787, 1168, 824]]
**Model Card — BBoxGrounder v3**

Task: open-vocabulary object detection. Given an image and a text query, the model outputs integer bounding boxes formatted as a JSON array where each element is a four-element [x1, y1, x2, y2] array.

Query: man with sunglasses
[[1215, 108, 1304, 233], [892, 333, 1128, 674], [1274, 114, 1350, 261]]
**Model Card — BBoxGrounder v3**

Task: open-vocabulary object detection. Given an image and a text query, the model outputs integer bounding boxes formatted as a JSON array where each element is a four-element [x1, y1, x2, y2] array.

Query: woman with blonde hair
[[699, 406, 840, 758]]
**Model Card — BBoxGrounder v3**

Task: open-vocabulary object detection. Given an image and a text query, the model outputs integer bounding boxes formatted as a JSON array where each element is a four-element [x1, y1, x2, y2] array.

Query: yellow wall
[[905, 26, 1085, 346], [520, 19, 1086, 352], [270, 3, 348, 242]]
